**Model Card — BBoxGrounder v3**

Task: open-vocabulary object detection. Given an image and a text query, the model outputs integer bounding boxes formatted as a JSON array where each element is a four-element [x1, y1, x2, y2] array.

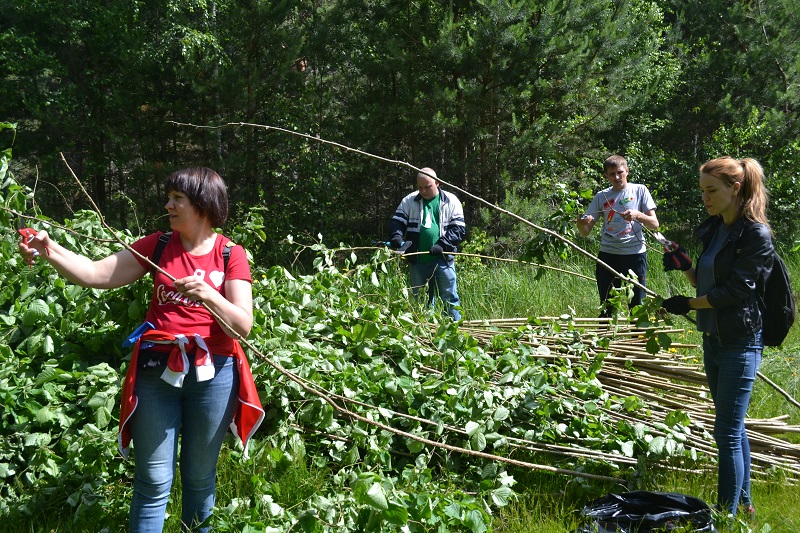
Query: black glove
[[389, 236, 404, 250], [663, 245, 692, 272], [429, 243, 444, 256], [661, 295, 692, 315]]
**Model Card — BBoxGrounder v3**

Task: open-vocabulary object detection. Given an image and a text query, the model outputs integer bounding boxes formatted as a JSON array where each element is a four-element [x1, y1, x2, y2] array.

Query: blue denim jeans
[[409, 259, 461, 320], [702, 331, 762, 514], [129, 353, 239, 532]]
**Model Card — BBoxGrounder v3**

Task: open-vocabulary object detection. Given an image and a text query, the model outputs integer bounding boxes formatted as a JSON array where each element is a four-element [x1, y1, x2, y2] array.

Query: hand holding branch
[[172, 275, 216, 303]]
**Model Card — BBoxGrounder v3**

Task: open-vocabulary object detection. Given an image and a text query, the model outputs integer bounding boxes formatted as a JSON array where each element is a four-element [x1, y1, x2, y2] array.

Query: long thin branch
[[0, 205, 117, 243], [168, 120, 658, 298], [327, 243, 596, 282], [57, 153, 618, 482], [447, 251, 595, 280], [166, 124, 800, 411], [758, 370, 800, 409]]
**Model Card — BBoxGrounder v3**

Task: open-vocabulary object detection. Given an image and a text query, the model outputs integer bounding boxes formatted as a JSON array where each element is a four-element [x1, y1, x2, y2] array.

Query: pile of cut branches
[[458, 316, 800, 479]]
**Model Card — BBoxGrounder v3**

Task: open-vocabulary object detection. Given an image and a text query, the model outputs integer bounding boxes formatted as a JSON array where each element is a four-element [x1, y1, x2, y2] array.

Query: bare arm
[[688, 294, 711, 309], [682, 266, 698, 287], [20, 230, 147, 288]]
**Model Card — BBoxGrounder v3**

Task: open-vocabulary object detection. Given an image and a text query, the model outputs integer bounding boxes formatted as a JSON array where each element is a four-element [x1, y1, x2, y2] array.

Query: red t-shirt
[[130, 231, 252, 338]]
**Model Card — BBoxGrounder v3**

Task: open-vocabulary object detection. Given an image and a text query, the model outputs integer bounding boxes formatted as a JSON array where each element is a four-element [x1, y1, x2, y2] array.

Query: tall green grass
[[458, 258, 599, 320]]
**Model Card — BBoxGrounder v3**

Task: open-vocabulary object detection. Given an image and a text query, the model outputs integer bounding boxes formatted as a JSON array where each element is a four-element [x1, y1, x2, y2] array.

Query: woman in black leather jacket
[[661, 157, 773, 518]]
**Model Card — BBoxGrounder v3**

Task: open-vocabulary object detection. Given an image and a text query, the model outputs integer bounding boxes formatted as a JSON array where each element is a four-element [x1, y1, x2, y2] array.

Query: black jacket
[[696, 215, 774, 341]]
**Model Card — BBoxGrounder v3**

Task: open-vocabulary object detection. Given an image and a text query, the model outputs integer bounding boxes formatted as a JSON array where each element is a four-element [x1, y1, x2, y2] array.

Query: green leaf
[[40, 457, 60, 477], [22, 299, 50, 327], [464, 509, 488, 533], [383, 502, 408, 525], [465, 421, 481, 436], [619, 440, 635, 457], [443, 502, 461, 519], [95, 407, 112, 428], [365, 482, 389, 511], [35, 406, 55, 424], [43, 335, 55, 354], [24, 432, 52, 447], [35, 367, 64, 385], [405, 437, 425, 454], [648, 436, 667, 455], [657, 332, 672, 350], [665, 410, 691, 427], [88, 392, 110, 409], [345, 446, 360, 465], [470, 431, 487, 451], [297, 512, 316, 531], [491, 486, 514, 507], [493, 406, 510, 421], [0, 462, 15, 478], [645, 336, 661, 354]]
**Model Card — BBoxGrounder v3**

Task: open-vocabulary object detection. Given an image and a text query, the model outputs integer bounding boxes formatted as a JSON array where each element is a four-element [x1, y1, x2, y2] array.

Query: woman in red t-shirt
[[19, 167, 259, 532]]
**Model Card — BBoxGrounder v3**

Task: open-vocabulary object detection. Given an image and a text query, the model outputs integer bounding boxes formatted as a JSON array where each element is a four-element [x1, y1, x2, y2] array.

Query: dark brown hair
[[166, 167, 228, 227]]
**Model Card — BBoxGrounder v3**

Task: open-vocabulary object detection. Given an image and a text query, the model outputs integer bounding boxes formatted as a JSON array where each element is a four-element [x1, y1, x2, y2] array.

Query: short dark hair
[[166, 167, 228, 227], [603, 155, 628, 172]]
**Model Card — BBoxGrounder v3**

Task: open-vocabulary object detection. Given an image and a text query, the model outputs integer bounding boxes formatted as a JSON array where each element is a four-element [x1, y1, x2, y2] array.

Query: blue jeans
[[703, 331, 762, 514], [409, 259, 461, 320], [129, 353, 239, 532]]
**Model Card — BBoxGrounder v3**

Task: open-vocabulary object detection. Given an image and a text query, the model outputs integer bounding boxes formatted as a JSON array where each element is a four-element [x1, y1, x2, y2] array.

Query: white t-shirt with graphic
[[584, 183, 656, 255]]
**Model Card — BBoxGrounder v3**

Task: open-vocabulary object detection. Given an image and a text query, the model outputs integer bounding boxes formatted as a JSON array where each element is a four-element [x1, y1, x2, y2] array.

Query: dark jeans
[[703, 331, 762, 514], [596, 251, 647, 317]]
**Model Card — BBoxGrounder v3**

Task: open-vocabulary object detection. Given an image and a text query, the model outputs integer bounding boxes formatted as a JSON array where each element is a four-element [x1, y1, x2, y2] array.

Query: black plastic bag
[[575, 490, 716, 532]]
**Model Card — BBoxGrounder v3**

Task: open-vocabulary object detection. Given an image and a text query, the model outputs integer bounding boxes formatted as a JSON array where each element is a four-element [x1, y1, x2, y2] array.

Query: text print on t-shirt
[[154, 268, 226, 308], [156, 283, 203, 308], [192, 268, 225, 288]]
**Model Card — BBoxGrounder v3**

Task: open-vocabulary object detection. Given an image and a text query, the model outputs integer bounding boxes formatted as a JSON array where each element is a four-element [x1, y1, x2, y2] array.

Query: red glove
[[663, 244, 692, 271]]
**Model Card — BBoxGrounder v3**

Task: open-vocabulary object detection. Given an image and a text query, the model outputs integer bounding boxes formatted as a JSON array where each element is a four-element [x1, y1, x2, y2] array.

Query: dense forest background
[[2, 0, 800, 263]]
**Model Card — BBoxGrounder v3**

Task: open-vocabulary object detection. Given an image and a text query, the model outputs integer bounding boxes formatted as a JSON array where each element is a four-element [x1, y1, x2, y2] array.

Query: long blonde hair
[[700, 157, 770, 229]]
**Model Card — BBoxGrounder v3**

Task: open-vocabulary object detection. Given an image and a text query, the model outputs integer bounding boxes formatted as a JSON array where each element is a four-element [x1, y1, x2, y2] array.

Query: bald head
[[417, 168, 437, 181], [416, 167, 440, 200]]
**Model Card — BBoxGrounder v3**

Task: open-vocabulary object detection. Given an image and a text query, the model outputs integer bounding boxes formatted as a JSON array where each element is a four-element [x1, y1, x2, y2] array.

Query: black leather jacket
[[696, 215, 774, 341]]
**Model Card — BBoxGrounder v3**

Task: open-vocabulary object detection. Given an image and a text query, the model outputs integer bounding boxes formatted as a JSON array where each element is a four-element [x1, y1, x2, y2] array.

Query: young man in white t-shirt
[[577, 155, 659, 317]]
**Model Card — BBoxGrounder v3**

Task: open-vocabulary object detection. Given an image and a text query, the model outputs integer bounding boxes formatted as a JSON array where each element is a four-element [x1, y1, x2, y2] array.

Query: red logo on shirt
[[155, 283, 203, 308]]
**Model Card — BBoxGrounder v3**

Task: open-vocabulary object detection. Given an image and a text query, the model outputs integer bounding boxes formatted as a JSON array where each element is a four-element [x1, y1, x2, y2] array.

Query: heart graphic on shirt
[[209, 270, 225, 288]]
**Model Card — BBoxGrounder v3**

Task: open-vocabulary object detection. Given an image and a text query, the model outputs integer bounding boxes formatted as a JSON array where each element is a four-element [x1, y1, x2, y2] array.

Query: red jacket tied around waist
[[118, 329, 264, 459]]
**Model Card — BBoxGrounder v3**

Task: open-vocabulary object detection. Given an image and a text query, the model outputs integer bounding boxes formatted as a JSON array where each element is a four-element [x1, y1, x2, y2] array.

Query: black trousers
[[596, 251, 647, 317]]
